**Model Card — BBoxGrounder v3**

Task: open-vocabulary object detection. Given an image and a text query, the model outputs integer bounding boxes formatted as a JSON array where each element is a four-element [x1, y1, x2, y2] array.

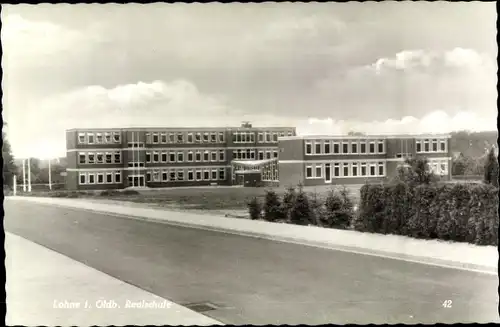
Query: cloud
[[298, 110, 496, 136]]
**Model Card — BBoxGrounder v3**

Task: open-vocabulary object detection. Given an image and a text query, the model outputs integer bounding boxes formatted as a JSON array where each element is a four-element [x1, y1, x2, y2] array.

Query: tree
[[263, 189, 282, 222], [394, 157, 437, 186], [281, 185, 297, 222], [2, 125, 17, 189], [290, 186, 313, 226], [247, 197, 262, 220], [483, 147, 499, 187]]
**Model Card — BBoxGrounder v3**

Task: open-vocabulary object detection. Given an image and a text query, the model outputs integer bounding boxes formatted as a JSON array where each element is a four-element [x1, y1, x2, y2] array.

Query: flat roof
[[279, 133, 451, 141], [66, 126, 296, 132]]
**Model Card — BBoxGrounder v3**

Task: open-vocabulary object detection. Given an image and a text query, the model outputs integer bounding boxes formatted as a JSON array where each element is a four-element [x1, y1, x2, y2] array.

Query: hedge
[[357, 182, 499, 245]]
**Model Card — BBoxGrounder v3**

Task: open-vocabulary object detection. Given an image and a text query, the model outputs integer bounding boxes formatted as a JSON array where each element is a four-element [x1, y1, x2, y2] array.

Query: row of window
[[306, 140, 385, 155], [79, 152, 121, 165], [306, 161, 386, 179], [145, 131, 225, 144], [231, 131, 293, 144], [232, 149, 279, 160], [416, 139, 447, 153], [79, 171, 121, 185], [78, 132, 121, 144], [145, 150, 225, 163], [146, 168, 226, 182]]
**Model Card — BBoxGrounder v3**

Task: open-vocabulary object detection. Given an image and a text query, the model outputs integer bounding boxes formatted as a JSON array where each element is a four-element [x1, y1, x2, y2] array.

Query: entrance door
[[128, 175, 145, 187], [325, 163, 331, 183]]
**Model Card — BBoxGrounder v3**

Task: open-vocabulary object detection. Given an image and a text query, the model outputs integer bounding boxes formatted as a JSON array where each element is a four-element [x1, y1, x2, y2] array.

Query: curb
[[15, 198, 497, 275]]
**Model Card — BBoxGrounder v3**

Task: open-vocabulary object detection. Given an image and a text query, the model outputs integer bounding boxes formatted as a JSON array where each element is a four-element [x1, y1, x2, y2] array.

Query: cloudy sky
[[2, 2, 497, 158]]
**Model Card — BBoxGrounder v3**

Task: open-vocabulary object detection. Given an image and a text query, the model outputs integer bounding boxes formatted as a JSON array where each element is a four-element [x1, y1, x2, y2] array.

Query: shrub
[[100, 190, 120, 197], [263, 189, 282, 222], [384, 182, 413, 235], [309, 191, 325, 227], [122, 189, 140, 195], [483, 147, 499, 187], [290, 186, 313, 226], [323, 187, 354, 229], [281, 186, 297, 222], [356, 184, 386, 233], [247, 197, 262, 220]]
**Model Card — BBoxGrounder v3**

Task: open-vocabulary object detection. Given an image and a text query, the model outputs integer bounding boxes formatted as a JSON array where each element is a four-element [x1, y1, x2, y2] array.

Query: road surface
[[5, 201, 499, 324]]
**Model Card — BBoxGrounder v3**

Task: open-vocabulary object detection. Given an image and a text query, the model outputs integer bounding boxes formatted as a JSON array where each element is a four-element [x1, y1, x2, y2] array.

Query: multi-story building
[[277, 134, 452, 186], [65, 123, 296, 190]]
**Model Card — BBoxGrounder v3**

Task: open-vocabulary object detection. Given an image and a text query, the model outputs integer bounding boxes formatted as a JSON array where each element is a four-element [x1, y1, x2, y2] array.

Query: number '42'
[[442, 300, 452, 308]]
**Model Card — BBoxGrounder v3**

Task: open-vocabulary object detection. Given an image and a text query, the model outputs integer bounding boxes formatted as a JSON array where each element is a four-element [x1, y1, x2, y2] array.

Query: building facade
[[65, 124, 296, 190], [277, 134, 452, 187]]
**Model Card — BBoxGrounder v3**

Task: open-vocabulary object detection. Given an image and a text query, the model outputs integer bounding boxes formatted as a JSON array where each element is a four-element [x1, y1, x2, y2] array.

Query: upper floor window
[[360, 142, 366, 154], [315, 141, 322, 154], [369, 142, 375, 154], [258, 133, 264, 143], [187, 133, 194, 143], [287, 131, 293, 136], [272, 133, 278, 142], [210, 132, 217, 143], [305, 142, 312, 155], [342, 143, 349, 154], [265, 132, 271, 143], [377, 141, 384, 153], [78, 133, 85, 144], [324, 141, 331, 154], [416, 140, 422, 153], [177, 133, 184, 143], [88, 133, 95, 144], [152, 133, 159, 144], [218, 132, 225, 143], [424, 139, 430, 152], [96, 133, 103, 144], [105, 132, 112, 143], [440, 139, 446, 152], [169, 133, 175, 143], [113, 132, 121, 143], [78, 153, 86, 164], [146, 133, 152, 144], [351, 142, 358, 154], [195, 133, 201, 143], [432, 139, 438, 152], [333, 142, 340, 154], [161, 133, 167, 143]]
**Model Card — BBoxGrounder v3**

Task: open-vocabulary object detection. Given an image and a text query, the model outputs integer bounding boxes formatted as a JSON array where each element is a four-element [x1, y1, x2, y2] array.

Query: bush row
[[356, 182, 498, 246], [247, 185, 355, 229]]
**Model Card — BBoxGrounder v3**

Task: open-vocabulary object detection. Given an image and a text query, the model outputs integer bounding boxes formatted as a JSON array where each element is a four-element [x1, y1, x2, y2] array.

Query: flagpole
[[27, 157, 32, 192], [13, 175, 17, 196], [22, 159, 26, 192], [48, 158, 52, 191], [132, 131, 135, 187]]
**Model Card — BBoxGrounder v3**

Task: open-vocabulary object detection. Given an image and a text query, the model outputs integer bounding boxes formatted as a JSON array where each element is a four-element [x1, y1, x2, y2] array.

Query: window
[[258, 133, 264, 143], [352, 162, 358, 176], [97, 173, 104, 184], [161, 133, 167, 143], [378, 141, 384, 153], [204, 170, 210, 180], [177, 133, 184, 143], [416, 140, 422, 153], [106, 173, 113, 183], [219, 150, 225, 161], [78, 133, 85, 144], [153, 152, 159, 163], [161, 152, 168, 163], [370, 164, 376, 176], [151, 133, 158, 144], [265, 132, 271, 143], [280, 132, 285, 137], [250, 133, 255, 143], [432, 139, 438, 152], [96, 133, 103, 144], [305, 142, 312, 155], [115, 172, 121, 183], [162, 171, 168, 182], [105, 132, 112, 143], [113, 132, 121, 143], [219, 168, 225, 180], [234, 132, 240, 143], [361, 163, 367, 176], [288, 131, 293, 136], [152, 170, 160, 182], [440, 162, 448, 174], [169, 152, 176, 163], [115, 151, 122, 163], [343, 163, 349, 177], [203, 133, 209, 142], [266, 151, 271, 159], [196, 170, 203, 181], [333, 142, 340, 154], [273, 150, 279, 158], [187, 133, 194, 143], [440, 140, 446, 152], [188, 170, 194, 181], [195, 151, 202, 162], [211, 169, 218, 180], [258, 151, 264, 160], [315, 142, 322, 154], [315, 165, 322, 178], [88, 153, 95, 164], [146, 133, 152, 144], [333, 162, 340, 177], [146, 152, 151, 163], [351, 143, 358, 154], [360, 142, 366, 154], [218, 132, 225, 143], [369, 142, 375, 154], [250, 150, 256, 159], [306, 166, 313, 178], [203, 151, 209, 162], [79, 153, 86, 164], [88, 173, 95, 184], [378, 162, 384, 176], [146, 172, 152, 182], [168, 133, 175, 143], [187, 151, 193, 162], [169, 171, 176, 181], [424, 139, 430, 152], [106, 153, 112, 164], [272, 133, 278, 142], [96, 153, 104, 164], [177, 152, 184, 162], [195, 133, 201, 143], [79, 173, 86, 184], [324, 141, 331, 154], [342, 143, 349, 154], [210, 132, 217, 143], [88, 133, 95, 144], [211, 151, 217, 162]]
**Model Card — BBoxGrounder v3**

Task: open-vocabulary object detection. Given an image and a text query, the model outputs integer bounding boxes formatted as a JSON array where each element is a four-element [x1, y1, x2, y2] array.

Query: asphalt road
[[5, 201, 499, 324]]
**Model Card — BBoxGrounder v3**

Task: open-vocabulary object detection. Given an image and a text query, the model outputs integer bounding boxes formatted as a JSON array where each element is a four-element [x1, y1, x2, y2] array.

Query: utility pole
[[48, 158, 52, 191], [13, 175, 17, 196], [22, 159, 26, 192], [27, 157, 32, 192]]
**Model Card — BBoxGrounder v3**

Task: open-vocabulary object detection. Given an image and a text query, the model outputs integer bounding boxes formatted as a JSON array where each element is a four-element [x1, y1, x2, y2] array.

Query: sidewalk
[[8, 196, 498, 274], [5, 232, 223, 326]]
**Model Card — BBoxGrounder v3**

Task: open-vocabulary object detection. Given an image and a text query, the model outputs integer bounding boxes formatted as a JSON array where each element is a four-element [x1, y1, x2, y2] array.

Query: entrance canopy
[[231, 158, 277, 169]]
